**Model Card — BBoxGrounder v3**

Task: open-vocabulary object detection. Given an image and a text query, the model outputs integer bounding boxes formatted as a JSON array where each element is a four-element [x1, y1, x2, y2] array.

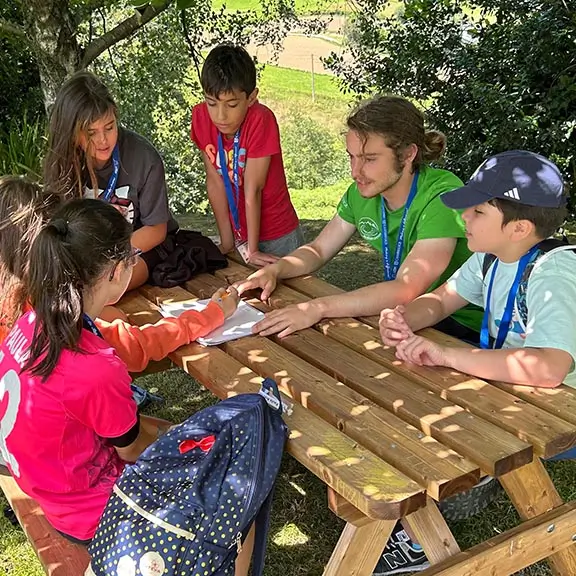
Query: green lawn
[[259, 65, 352, 135], [3, 188, 573, 576], [213, 0, 353, 14]]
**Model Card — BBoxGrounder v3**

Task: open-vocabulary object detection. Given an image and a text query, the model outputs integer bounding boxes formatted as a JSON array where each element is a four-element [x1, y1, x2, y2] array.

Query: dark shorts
[[433, 316, 480, 347]]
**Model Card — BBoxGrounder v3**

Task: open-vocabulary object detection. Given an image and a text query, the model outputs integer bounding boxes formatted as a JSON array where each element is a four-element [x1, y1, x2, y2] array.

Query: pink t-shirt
[[191, 101, 299, 243], [0, 312, 138, 540]]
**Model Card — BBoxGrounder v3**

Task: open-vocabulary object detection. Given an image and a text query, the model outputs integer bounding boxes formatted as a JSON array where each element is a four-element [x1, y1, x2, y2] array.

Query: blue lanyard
[[480, 246, 539, 349], [82, 313, 103, 339], [99, 144, 120, 203], [217, 130, 241, 237], [381, 170, 419, 281]]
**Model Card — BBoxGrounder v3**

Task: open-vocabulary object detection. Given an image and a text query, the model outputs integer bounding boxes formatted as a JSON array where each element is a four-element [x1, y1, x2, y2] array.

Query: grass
[[2, 182, 574, 575], [259, 65, 352, 136]]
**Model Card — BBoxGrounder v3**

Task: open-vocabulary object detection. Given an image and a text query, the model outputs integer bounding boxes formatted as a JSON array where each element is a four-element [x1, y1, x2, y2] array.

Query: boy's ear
[[247, 88, 259, 106], [509, 218, 536, 241]]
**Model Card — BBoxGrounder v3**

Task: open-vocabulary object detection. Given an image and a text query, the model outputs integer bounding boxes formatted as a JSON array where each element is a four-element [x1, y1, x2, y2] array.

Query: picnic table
[[117, 255, 576, 576]]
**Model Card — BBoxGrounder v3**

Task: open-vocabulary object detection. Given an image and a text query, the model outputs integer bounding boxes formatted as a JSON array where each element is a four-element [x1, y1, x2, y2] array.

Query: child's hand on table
[[211, 286, 240, 319]]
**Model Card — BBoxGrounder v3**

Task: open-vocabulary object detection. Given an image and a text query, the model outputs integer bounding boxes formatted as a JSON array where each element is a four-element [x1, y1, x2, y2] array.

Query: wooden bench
[[0, 467, 91, 575], [114, 257, 576, 576]]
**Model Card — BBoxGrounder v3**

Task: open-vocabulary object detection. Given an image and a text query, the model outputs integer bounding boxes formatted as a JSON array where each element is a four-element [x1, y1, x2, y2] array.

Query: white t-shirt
[[448, 246, 576, 388]]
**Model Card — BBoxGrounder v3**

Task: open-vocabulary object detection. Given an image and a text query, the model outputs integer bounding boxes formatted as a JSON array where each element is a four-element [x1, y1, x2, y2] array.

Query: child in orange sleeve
[[0, 175, 237, 371]]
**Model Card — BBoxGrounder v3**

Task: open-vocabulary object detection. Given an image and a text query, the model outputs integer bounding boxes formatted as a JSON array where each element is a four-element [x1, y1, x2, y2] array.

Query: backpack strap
[[250, 486, 276, 576], [482, 253, 497, 278]]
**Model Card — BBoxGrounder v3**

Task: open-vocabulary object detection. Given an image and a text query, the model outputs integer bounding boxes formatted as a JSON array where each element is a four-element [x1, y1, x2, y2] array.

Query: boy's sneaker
[[373, 523, 430, 575]]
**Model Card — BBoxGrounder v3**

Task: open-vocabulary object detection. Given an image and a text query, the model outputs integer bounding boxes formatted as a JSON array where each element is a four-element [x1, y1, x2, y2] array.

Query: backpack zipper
[[113, 484, 196, 541], [230, 401, 266, 551]]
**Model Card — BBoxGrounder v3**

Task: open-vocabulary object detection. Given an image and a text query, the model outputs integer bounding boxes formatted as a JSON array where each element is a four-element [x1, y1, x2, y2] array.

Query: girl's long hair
[[0, 176, 61, 334], [43, 71, 118, 199], [23, 198, 132, 378]]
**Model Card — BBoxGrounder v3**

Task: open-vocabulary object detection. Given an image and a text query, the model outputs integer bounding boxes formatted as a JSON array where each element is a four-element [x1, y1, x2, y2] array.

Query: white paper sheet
[[159, 298, 264, 346]]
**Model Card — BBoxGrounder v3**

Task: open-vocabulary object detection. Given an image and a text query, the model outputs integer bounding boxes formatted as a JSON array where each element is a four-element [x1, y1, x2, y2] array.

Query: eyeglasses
[[109, 246, 143, 281]]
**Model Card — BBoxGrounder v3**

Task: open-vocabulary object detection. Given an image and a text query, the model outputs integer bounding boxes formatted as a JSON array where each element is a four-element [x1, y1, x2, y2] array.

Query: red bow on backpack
[[179, 435, 216, 454]]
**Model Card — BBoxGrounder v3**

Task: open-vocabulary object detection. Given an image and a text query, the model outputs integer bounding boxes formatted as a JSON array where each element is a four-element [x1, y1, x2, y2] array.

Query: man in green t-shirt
[[236, 95, 482, 341]]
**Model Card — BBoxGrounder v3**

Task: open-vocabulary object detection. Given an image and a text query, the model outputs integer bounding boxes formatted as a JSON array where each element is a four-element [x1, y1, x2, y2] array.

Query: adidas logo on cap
[[503, 187, 520, 200]]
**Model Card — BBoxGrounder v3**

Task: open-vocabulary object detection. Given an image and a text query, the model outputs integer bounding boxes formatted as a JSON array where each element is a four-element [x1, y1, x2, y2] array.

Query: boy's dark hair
[[201, 44, 257, 97], [490, 197, 567, 239], [0, 176, 61, 332], [347, 95, 446, 173], [23, 198, 132, 379], [44, 71, 117, 199]]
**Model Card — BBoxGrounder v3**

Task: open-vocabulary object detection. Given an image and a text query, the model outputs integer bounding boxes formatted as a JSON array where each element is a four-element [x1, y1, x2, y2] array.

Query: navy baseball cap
[[441, 150, 566, 210]]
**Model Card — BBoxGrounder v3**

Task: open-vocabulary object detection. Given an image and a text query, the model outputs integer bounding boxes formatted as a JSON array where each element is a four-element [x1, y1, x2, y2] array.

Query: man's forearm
[[313, 280, 414, 320], [443, 346, 567, 388], [272, 244, 329, 280], [403, 294, 449, 332]]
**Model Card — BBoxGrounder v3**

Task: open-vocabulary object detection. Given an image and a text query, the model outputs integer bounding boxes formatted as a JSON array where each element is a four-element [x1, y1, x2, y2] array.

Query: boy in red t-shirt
[[191, 44, 303, 267]]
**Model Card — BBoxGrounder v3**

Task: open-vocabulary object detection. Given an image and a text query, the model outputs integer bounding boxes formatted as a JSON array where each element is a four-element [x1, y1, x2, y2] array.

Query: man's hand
[[247, 250, 280, 267], [234, 266, 279, 300], [253, 301, 323, 338], [395, 335, 449, 367], [379, 305, 412, 347]]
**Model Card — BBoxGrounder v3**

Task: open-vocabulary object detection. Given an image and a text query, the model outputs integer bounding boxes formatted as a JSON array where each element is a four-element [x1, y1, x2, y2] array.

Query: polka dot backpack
[[87, 378, 288, 576]]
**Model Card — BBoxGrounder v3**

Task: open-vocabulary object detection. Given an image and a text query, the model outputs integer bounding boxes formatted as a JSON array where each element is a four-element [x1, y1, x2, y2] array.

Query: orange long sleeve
[[96, 301, 225, 373]]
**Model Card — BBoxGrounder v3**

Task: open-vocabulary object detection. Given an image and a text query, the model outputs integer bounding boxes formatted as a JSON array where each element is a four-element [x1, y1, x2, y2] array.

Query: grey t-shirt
[[448, 247, 576, 388], [84, 127, 178, 233]]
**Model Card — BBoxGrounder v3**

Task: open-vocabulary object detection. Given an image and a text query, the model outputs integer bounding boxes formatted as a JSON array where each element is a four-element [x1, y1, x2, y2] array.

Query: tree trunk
[[20, 0, 82, 111]]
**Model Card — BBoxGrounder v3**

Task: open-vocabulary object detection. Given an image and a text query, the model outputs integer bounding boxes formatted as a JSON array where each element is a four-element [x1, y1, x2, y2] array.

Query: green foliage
[[0, 112, 45, 180], [326, 0, 576, 205], [0, 0, 44, 135], [281, 113, 348, 189]]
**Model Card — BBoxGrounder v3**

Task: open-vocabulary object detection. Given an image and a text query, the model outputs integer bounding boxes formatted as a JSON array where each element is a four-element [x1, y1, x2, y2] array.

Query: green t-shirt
[[336, 166, 481, 332]]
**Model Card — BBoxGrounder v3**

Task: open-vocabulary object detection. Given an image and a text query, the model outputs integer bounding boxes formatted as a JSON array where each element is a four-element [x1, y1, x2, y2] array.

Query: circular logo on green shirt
[[358, 217, 381, 241]]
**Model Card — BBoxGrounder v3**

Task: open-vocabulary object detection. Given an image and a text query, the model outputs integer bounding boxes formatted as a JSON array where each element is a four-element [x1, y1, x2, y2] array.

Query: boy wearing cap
[[379, 150, 576, 389]]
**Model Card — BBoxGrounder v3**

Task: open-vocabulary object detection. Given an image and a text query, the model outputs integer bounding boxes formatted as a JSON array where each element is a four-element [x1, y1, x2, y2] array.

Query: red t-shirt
[[191, 101, 299, 243], [0, 312, 138, 540]]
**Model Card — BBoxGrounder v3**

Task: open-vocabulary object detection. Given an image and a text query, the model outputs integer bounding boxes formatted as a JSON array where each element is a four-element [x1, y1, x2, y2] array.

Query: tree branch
[[81, 0, 173, 67], [0, 18, 26, 38]]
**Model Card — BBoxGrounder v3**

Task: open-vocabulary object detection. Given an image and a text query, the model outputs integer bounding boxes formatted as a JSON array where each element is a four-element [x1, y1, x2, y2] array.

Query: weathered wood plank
[[421, 501, 576, 576], [404, 497, 460, 565], [205, 269, 533, 477], [119, 292, 426, 520], [0, 470, 91, 576], [498, 459, 576, 575], [327, 488, 375, 527], [268, 267, 576, 452], [142, 283, 480, 500], [323, 519, 396, 576], [319, 317, 576, 459]]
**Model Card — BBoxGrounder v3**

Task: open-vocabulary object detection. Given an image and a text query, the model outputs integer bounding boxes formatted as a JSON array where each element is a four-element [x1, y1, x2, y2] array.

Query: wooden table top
[[118, 257, 576, 523]]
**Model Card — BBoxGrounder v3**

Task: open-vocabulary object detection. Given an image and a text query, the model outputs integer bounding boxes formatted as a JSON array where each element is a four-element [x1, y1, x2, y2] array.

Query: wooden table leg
[[404, 497, 460, 564], [499, 458, 576, 575], [323, 519, 396, 576]]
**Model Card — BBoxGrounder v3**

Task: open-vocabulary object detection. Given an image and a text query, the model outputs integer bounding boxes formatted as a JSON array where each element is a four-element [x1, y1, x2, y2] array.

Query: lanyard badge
[[99, 144, 120, 203], [381, 170, 419, 281], [217, 130, 242, 240], [480, 246, 539, 349]]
